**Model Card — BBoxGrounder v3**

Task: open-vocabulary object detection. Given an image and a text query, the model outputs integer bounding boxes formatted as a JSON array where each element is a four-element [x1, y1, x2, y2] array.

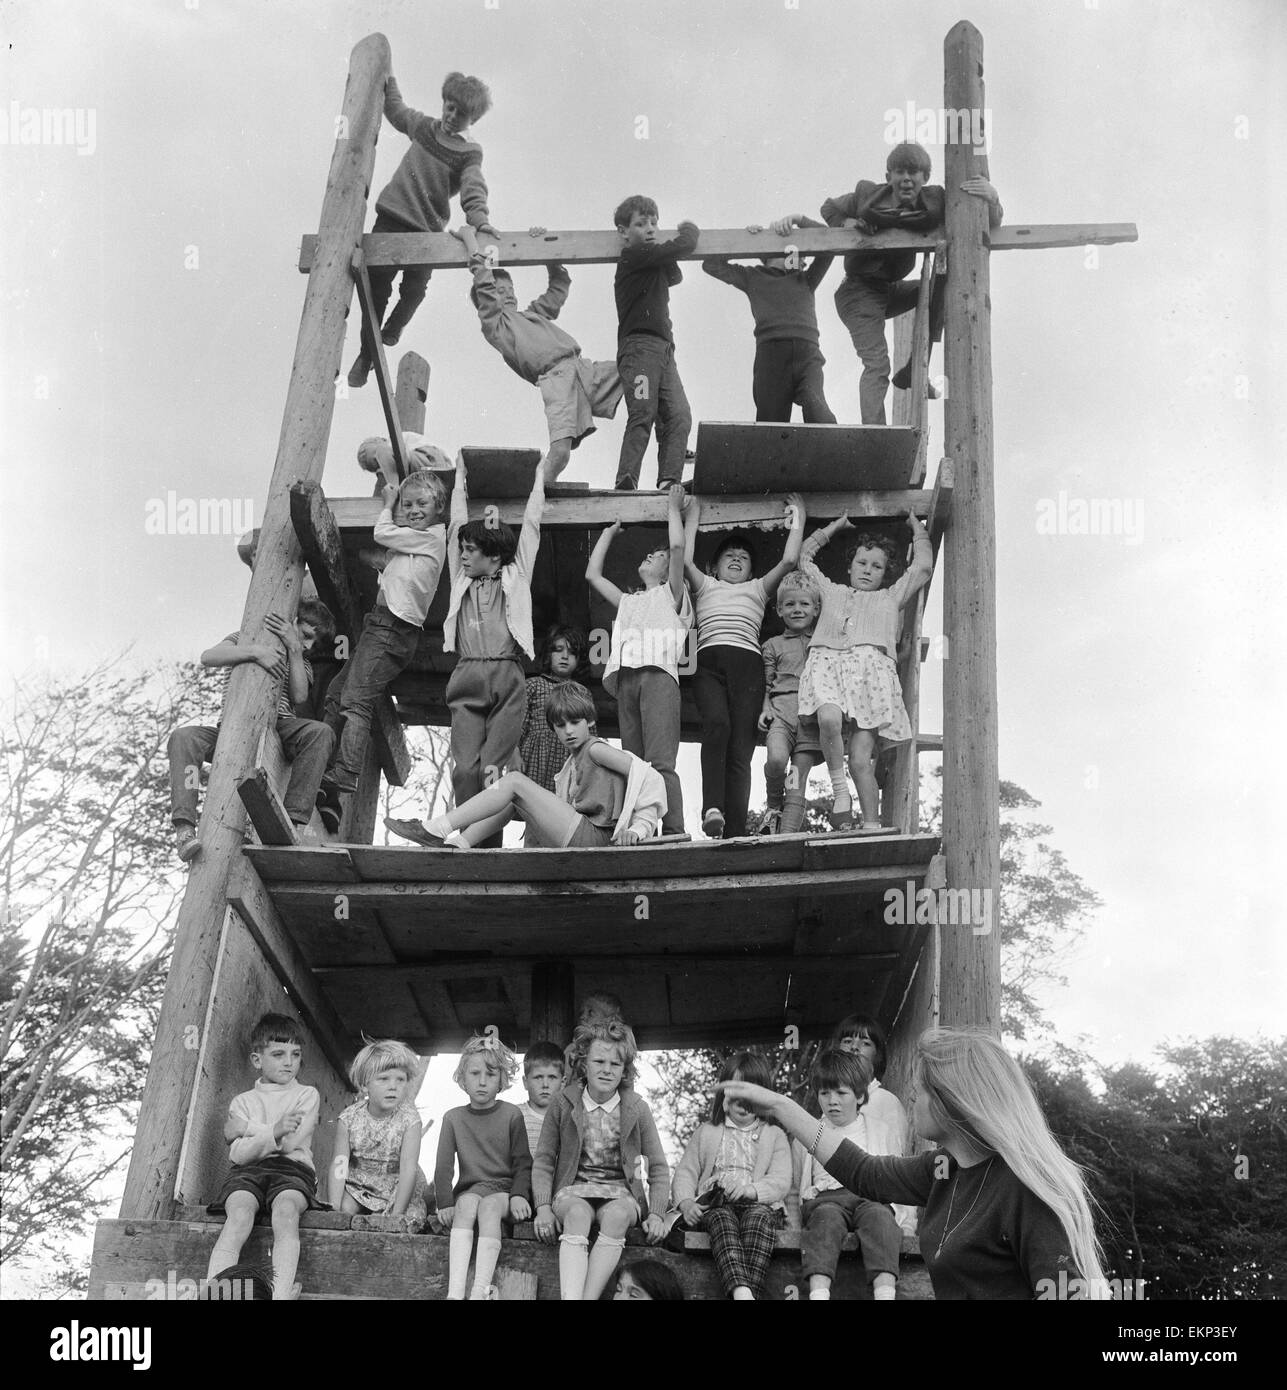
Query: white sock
[[558, 1234, 589, 1301], [732, 1286, 754, 1300], [583, 1234, 626, 1302], [425, 814, 453, 839], [470, 1235, 502, 1299], [447, 1228, 473, 1299], [444, 829, 468, 849], [873, 1284, 896, 1301], [809, 1288, 831, 1300]]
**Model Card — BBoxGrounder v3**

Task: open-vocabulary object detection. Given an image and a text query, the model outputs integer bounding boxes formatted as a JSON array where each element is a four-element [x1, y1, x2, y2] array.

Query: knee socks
[[470, 1235, 502, 1300], [558, 1233, 589, 1301], [447, 1228, 474, 1300], [583, 1234, 627, 1302], [780, 789, 807, 835], [765, 769, 786, 808]]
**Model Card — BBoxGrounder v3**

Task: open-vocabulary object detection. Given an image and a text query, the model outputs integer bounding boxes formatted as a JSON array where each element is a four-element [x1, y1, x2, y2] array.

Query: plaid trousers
[[703, 1200, 782, 1297]]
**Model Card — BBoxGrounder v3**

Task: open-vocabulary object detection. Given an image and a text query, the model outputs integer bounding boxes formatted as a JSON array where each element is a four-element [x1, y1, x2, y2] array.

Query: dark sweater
[[434, 1101, 532, 1204], [376, 79, 491, 233], [614, 222, 700, 343], [824, 1142, 1081, 1300], [821, 180, 946, 283]]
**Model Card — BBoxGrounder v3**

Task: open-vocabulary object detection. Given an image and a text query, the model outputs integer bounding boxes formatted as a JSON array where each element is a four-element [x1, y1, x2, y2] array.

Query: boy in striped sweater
[[683, 493, 806, 838]]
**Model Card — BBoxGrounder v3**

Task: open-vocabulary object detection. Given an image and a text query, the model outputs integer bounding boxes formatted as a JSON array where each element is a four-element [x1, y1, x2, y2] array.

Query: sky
[[2, 0, 1284, 1123]]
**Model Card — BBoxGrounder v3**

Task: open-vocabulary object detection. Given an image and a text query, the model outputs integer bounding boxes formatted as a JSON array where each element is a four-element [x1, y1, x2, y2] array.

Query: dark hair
[[710, 1050, 775, 1125], [614, 194, 659, 228], [544, 680, 597, 730], [832, 1014, 889, 1080], [886, 140, 931, 176], [809, 1046, 871, 1106], [202, 1263, 274, 1302], [540, 623, 588, 677], [845, 532, 900, 585], [711, 529, 759, 570], [297, 596, 335, 645], [441, 71, 492, 123], [250, 1012, 303, 1053], [523, 1040, 566, 1074], [469, 269, 514, 309], [618, 1259, 684, 1301], [578, 991, 624, 1024], [458, 517, 517, 565]]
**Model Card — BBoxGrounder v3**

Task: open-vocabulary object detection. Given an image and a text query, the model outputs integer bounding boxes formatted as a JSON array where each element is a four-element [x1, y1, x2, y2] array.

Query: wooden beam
[[288, 480, 411, 787], [327, 489, 937, 534], [529, 962, 574, 1048], [299, 222, 1138, 272], [940, 21, 1002, 1035], [119, 33, 390, 1222], [237, 767, 298, 846], [350, 249, 409, 479], [226, 859, 356, 1080]]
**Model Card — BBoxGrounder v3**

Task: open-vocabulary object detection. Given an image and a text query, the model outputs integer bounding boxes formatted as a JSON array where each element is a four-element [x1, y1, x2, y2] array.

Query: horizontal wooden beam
[[289, 482, 411, 787], [300, 222, 1137, 272], [327, 489, 936, 534]]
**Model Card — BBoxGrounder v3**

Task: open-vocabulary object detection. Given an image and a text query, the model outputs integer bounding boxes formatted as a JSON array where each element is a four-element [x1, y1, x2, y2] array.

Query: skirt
[[797, 645, 912, 744]]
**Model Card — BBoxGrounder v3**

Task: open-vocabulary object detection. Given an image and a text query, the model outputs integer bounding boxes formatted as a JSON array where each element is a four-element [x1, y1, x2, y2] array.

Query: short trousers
[[209, 1155, 322, 1215], [539, 354, 624, 448]]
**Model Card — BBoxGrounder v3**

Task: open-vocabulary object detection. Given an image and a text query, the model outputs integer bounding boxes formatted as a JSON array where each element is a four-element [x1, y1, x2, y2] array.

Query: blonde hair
[[776, 570, 821, 615], [452, 1033, 518, 1089], [916, 1028, 1107, 1295], [399, 469, 447, 517], [348, 1036, 420, 1092]]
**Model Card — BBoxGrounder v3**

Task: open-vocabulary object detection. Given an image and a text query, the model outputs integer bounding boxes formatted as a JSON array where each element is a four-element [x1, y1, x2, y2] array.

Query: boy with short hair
[[347, 70, 499, 388], [702, 215, 836, 423], [205, 1012, 321, 1301], [793, 1047, 899, 1302], [612, 196, 700, 490], [323, 471, 447, 801], [519, 1041, 566, 1154], [442, 454, 547, 835], [167, 598, 336, 862], [821, 140, 1002, 423], [453, 224, 623, 480]]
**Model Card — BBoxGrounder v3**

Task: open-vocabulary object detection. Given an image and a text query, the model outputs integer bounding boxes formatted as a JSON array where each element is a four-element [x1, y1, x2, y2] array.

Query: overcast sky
[[2, 0, 1284, 1090]]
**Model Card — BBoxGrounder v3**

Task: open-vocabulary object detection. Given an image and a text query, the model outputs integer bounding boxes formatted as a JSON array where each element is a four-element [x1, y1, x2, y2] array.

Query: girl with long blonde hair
[[722, 1027, 1107, 1299]]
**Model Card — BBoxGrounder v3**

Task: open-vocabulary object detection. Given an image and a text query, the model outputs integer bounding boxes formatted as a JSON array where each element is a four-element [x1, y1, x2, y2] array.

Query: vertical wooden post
[[530, 962, 575, 1047], [346, 351, 432, 844], [939, 22, 1001, 1034], [120, 35, 391, 1220]]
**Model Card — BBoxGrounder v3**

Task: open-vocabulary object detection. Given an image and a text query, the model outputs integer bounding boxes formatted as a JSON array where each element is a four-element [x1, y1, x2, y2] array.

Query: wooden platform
[[243, 832, 940, 1051], [89, 1214, 931, 1301]]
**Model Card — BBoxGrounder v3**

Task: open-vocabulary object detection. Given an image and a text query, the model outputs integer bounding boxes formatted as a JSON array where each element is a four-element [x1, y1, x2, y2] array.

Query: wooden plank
[[242, 844, 361, 883], [300, 225, 945, 273], [692, 422, 920, 494], [928, 457, 954, 562], [940, 21, 1002, 1033], [989, 221, 1138, 250], [329, 488, 935, 534], [289, 480, 412, 787], [529, 961, 574, 1049], [121, 33, 391, 1223], [174, 907, 351, 1210], [226, 857, 357, 1080], [460, 446, 544, 498], [351, 249, 409, 479], [237, 766, 298, 846]]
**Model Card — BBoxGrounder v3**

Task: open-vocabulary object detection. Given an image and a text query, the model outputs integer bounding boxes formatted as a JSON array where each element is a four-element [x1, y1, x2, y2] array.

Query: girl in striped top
[[683, 493, 806, 838]]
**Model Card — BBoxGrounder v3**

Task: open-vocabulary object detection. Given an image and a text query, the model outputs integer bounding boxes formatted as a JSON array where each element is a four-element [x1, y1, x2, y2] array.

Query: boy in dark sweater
[[347, 70, 499, 389], [612, 195, 700, 490], [821, 140, 1001, 423], [702, 213, 836, 423]]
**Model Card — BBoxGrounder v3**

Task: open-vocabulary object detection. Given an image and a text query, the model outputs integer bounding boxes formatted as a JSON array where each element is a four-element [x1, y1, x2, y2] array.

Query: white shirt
[[373, 511, 446, 626], [602, 583, 694, 695]]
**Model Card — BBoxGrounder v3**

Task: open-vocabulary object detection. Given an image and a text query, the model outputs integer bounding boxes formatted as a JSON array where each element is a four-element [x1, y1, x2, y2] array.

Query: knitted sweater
[[434, 1101, 533, 1203], [614, 223, 700, 343], [672, 1120, 793, 1207], [823, 1144, 1081, 1300], [376, 79, 491, 233], [226, 1078, 319, 1170], [701, 219, 833, 344], [470, 261, 581, 381]]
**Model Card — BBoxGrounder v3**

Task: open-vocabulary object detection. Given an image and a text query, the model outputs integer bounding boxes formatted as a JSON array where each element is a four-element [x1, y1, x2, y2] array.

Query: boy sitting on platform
[[167, 599, 336, 863], [612, 196, 700, 490], [323, 471, 447, 803], [454, 224, 623, 480], [205, 1012, 322, 1301], [821, 140, 1002, 423], [520, 1041, 567, 1155], [702, 215, 836, 423], [347, 70, 499, 388], [441, 454, 548, 840]]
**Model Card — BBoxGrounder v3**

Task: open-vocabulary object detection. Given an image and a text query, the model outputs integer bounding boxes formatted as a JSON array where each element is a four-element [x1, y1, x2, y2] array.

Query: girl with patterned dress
[[672, 1051, 792, 1300], [329, 1038, 428, 1233], [519, 624, 587, 793], [532, 1019, 670, 1300], [796, 508, 932, 831]]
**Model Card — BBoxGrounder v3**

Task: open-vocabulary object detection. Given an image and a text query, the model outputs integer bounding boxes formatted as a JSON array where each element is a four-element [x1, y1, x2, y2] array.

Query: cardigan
[[532, 1081, 670, 1218], [443, 462, 545, 659], [672, 1120, 793, 1208]]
